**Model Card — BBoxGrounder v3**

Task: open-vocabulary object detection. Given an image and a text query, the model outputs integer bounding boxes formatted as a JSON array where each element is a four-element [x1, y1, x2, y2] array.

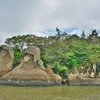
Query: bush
[[13, 50, 22, 67]]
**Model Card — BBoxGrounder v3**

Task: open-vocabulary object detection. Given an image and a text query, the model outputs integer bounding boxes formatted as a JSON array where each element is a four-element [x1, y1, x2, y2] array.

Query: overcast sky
[[0, 0, 100, 44]]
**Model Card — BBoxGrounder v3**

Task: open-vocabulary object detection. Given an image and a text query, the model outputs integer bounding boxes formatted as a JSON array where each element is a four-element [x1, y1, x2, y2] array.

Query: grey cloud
[[0, 0, 100, 44]]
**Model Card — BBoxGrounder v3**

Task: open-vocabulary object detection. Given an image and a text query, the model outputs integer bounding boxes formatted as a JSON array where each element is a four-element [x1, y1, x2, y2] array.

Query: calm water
[[0, 85, 100, 100]]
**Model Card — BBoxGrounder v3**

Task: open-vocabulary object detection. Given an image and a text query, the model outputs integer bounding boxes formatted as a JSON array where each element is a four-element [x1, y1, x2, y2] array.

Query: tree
[[4, 28, 100, 78], [56, 27, 60, 36], [91, 29, 98, 38], [81, 30, 86, 38]]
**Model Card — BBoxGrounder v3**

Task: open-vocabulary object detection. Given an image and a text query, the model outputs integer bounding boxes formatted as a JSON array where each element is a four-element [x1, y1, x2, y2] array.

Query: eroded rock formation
[[0, 46, 61, 86], [0, 45, 14, 77], [67, 67, 100, 86]]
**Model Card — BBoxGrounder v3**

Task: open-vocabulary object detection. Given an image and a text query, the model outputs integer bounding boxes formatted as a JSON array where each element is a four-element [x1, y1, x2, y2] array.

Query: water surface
[[0, 85, 100, 100]]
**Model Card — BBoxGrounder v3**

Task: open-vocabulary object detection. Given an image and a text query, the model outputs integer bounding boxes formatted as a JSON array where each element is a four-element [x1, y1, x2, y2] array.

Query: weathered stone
[[0, 45, 14, 77], [67, 68, 100, 86], [24, 46, 40, 62], [68, 78, 100, 86], [24, 46, 45, 69], [0, 46, 61, 86], [23, 55, 30, 63], [90, 72, 95, 78]]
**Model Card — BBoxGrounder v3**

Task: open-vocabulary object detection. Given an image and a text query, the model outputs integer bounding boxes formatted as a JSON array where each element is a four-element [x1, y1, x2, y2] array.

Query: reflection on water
[[0, 85, 100, 100]]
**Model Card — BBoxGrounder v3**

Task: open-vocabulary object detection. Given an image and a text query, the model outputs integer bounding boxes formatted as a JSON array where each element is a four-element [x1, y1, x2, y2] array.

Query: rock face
[[0, 46, 61, 86], [67, 67, 100, 86], [68, 73, 100, 86], [0, 45, 14, 77]]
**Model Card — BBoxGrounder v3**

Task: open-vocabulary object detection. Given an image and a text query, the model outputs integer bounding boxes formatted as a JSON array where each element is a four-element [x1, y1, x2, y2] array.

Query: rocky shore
[[0, 45, 61, 86], [0, 77, 100, 86], [68, 78, 100, 86], [0, 45, 100, 86], [0, 79, 61, 86]]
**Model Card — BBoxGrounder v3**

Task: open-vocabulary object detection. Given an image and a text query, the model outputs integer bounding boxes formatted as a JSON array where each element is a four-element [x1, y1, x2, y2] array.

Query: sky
[[0, 0, 100, 44]]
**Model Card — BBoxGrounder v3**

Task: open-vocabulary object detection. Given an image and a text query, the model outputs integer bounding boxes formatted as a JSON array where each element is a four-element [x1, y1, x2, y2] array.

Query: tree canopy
[[4, 28, 100, 77]]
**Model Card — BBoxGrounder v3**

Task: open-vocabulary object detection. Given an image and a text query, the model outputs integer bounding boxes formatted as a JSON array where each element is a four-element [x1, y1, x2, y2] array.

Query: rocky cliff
[[0, 45, 14, 77], [0, 46, 61, 86]]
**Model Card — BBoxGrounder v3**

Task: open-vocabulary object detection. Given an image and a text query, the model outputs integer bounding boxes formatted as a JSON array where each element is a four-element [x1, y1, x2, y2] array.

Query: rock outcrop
[[68, 73, 100, 86], [0, 46, 61, 86], [0, 45, 14, 77], [67, 67, 100, 86]]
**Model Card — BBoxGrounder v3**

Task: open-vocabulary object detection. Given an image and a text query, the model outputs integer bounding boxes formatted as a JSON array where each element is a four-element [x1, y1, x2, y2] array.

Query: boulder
[[67, 69, 100, 86], [0, 46, 61, 86], [0, 45, 14, 77]]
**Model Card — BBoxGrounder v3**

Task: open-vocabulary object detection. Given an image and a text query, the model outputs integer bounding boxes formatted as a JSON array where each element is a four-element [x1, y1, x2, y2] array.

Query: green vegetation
[[13, 50, 22, 67], [4, 28, 100, 78]]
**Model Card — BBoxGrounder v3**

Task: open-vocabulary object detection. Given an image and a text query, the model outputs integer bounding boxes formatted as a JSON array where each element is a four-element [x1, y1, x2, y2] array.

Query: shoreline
[[0, 78, 100, 86], [0, 79, 61, 86]]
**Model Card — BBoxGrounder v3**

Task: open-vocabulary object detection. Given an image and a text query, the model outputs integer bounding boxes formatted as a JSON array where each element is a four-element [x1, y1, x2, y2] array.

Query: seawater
[[0, 85, 100, 100]]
